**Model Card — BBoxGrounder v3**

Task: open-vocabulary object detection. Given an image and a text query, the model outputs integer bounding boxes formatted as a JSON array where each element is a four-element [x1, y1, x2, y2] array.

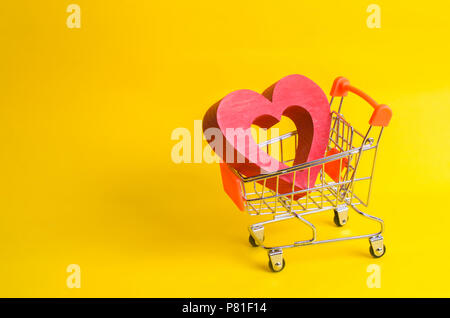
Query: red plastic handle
[[330, 77, 392, 127]]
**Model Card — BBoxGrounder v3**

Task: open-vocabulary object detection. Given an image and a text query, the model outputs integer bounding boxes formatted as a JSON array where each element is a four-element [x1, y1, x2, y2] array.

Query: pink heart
[[203, 74, 330, 198]]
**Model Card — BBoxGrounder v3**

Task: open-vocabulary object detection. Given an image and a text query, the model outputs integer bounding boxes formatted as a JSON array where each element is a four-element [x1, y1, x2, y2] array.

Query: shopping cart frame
[[219, 77, 392, 272]]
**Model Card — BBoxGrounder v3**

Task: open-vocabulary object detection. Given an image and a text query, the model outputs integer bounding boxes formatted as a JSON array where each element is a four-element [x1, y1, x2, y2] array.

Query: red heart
[[203, 74, 330, 198]]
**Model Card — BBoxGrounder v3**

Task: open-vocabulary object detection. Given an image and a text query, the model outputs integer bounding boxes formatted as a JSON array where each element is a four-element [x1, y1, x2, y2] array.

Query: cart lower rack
[[219, 77, 392, 272]]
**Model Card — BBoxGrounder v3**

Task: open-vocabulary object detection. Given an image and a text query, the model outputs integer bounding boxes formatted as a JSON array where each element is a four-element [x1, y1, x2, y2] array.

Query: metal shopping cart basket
[[218, 77, 392, 272]]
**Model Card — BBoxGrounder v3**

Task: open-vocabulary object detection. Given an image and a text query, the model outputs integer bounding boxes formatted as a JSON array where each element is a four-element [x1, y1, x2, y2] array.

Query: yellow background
[[0, 0, 449, 297]]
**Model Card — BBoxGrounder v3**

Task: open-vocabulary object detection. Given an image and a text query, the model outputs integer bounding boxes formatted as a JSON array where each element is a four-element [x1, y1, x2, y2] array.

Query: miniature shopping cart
[[219, 77, 392, 272]]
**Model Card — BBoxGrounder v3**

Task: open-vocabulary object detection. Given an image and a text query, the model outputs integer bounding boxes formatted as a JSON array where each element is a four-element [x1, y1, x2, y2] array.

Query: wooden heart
[[203, 74, 330, 198]]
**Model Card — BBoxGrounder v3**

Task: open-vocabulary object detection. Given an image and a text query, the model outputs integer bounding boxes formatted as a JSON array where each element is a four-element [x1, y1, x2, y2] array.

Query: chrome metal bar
[[366, 127, 384, 205]]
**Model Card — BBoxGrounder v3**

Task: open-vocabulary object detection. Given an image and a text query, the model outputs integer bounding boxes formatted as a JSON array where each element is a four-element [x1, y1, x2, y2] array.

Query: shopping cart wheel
[[249, 235, 261, 247], [333, 209, 349, 227], [269, 259, 285, 272], [249, 225, 265, 247], [268, 249, 285, 272], [369, 236, 386, 258], [369, 244, 386, 258]]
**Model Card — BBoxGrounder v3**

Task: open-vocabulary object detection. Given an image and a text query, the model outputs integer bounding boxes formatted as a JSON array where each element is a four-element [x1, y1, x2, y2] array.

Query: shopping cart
[[219, 77, 392, 272]]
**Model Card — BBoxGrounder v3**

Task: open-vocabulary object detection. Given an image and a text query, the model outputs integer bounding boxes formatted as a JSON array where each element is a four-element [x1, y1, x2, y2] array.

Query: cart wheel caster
[[268, 249, 285, 272], [249, 225, 264, 247], [269, 259, 285, 272], [333, 206, 349, 227], [369, 236, 386, 258], [249, 235, 260, 247], [369, 245, 386, 258]]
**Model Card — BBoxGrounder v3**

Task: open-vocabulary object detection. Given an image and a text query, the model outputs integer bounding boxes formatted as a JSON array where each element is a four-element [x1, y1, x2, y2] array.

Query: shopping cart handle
[[330, 77, 392, 127]]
